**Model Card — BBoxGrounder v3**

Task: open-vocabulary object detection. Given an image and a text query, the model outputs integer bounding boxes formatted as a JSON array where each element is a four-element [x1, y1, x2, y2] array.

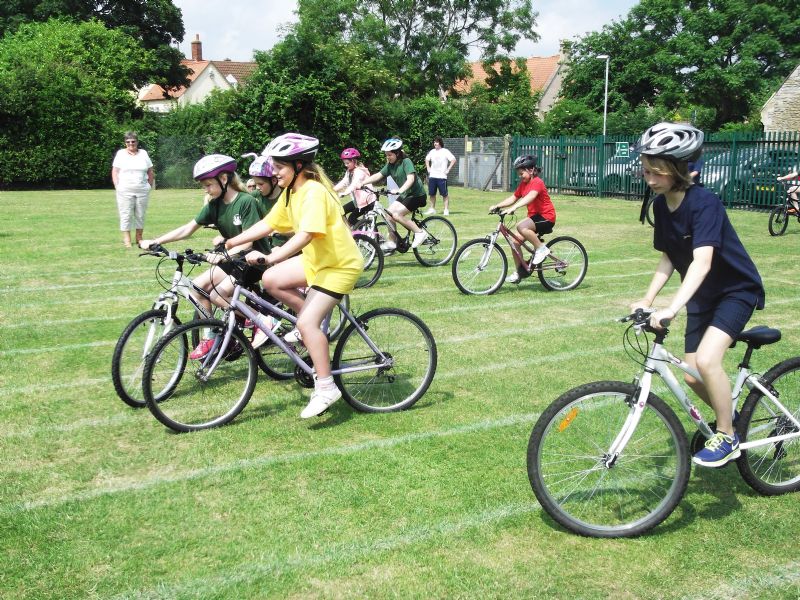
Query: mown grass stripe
[[6, 412, 539, 513]]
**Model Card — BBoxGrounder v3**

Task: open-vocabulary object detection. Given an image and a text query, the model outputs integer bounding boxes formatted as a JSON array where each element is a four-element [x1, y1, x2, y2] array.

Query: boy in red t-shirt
[[489, 155, 556, 283]]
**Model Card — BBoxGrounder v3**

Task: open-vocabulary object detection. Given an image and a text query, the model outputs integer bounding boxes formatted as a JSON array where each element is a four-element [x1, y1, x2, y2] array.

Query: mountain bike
[[111, 245, 349, 408], [526, 309, 800, 538], [351, 189, 458, 267], [451, 210, 588, 295], [141, 257, 438, 432], [768, 180, 800, 236]]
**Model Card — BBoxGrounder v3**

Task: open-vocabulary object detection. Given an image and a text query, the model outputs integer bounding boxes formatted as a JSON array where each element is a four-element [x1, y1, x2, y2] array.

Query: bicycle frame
[[196, 284, 390, 380], [481, 214, 566, 274], [151, 251, 214, 321], [605, 332, 800, 467]]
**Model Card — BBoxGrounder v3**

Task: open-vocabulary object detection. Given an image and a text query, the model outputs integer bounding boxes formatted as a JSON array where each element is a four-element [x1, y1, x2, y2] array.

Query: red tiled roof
[[139, 59, 209, 101], [453, 55, 562, 94], [138, 59, 257, 102]]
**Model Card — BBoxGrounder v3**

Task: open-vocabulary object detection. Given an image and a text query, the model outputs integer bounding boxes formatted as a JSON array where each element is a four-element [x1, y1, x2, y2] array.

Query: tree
[[560, 0, 800, 131], [0, 19, 156, 187], [295, 0, 539, 96], [0, 0, 188, 88]]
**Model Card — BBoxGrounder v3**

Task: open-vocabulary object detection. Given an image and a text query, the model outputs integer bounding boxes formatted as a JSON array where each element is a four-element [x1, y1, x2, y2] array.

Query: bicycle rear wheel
[[527, 381, 689, 537], [451, 238, 507, 295], [332, 308, 437, 412], [112, 309, 183, 408], [537, 236, 588, 291], [143, 319, 258, 432], [414, 216, 457, 266], [737, 357, 800, 495], [354, 233, 384, 288], [768, 205, 789, 236]]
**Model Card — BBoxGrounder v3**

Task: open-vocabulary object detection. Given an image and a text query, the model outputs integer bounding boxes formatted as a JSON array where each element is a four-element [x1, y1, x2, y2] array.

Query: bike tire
[[413, 216, 457, 266], [332, 308, 437, 413], [645, 196, 655, 227], [354, 233, 384, 288], [111, 309, 183, 408], [736, 356, 800, 495], [768, 205, 789, 236], [451, 238, 508, 295], [527, 381, 690, 538], [143, 319, 258, 432], [537, 236, 588, 292]]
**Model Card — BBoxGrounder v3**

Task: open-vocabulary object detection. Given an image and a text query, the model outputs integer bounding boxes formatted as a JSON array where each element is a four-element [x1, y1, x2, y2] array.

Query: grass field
[[1, 187, 798, 599]]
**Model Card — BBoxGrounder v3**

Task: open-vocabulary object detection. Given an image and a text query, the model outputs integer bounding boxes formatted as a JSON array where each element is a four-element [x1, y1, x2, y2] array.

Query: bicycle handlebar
[[618, 308, 671, 329]]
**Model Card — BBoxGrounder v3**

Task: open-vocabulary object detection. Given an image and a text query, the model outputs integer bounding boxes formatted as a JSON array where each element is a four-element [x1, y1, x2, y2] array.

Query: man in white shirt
[[424, 137, 456, 215]]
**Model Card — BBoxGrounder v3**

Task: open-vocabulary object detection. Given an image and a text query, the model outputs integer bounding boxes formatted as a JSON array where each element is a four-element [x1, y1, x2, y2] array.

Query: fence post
[[464, 135, 470, 189], [503, 134, 511, 191]]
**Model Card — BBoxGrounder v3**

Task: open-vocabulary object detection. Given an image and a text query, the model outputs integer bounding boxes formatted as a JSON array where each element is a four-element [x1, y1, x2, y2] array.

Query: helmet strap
[[212, 173, 229, 203]]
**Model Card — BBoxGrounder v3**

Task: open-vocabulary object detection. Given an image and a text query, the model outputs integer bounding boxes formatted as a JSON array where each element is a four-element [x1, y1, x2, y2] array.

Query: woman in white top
[[112, 131, 154, 247], [424, 136, 456, 215]]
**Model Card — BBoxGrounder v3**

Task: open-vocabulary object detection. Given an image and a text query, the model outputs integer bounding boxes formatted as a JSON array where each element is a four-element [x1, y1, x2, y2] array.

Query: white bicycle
[[527, 309, 800, 537]]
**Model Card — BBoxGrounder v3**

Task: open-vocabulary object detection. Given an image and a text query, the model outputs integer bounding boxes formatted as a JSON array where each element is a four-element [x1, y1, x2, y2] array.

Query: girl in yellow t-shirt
[[226, 134, 363, 419]]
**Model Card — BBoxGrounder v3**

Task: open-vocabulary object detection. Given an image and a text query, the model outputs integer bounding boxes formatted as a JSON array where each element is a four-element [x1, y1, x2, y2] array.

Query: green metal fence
[[511, 131, 800, 209]]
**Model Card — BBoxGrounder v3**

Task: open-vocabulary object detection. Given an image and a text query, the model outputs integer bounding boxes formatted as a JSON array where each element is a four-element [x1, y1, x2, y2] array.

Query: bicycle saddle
[[734, 326, 781, 348]]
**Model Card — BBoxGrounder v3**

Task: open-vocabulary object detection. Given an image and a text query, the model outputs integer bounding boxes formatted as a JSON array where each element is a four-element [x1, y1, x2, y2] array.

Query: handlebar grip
[[659, 318, 672, 328]]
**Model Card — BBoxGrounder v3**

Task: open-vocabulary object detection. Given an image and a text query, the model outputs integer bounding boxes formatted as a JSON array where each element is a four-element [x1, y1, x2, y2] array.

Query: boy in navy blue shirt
[[631, 123, 764, 468]]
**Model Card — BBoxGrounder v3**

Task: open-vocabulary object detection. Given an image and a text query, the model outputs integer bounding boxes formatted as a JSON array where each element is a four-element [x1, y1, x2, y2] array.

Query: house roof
[[453, 55, 562, 94], [138, 59, 257, 102]]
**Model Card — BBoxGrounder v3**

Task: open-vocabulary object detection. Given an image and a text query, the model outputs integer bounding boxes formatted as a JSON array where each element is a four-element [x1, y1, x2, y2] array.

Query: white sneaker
[[411, 230, 429, 249], [505, 271, 521, 284], [443, 209, 450, 216], [300, 386, 342, 418], [532, 246, 551, 265], [424, 207, 436, 215], [251, 316, 281, 349], [284, 327, 302, 343], [380, 240, 397, 252]]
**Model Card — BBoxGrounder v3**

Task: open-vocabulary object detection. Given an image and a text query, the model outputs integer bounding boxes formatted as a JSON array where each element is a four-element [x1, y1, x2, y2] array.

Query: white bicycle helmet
[[263, 133, 319, 162], [193, 154, 237, 180], [381, 138, 403, 152], [636, 122, 704, 161]]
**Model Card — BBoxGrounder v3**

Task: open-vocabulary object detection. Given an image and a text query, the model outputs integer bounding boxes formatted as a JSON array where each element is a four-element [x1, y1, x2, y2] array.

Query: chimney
[[191, 34, 202, 61]]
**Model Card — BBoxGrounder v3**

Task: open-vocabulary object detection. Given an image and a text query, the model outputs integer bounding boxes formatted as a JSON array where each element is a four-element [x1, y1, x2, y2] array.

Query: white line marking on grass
[[681, 561, 800, 600], [0, 280, 144, 294], [0, 340, 114, 356], [0, 377, 108, 399], [113, 501, 541, 600], [4, 315, 126, 330], [7, 413, 539, 513]]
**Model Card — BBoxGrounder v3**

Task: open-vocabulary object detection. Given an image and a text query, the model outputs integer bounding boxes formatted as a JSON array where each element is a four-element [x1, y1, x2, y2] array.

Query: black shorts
[[217, 260, 266, 287], [525, 214, 554, 235], [398, 194, 427, 213], [343, 201, 374, 227], [684, 292, 759, 353]]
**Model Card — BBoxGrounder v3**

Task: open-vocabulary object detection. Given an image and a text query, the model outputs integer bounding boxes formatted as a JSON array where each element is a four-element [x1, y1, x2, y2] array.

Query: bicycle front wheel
[[112, 309, 183, 408], [332, 308, 437, 412], [451, 238, 507, 295], [143, 319, 258, 432], [527, 381, 689, 538], [737, 357, 800, 495], [768, 205, 789, 236], [537, 236, 588, 291], [354, 233, 384, 288], [414, 216, 457, 266]]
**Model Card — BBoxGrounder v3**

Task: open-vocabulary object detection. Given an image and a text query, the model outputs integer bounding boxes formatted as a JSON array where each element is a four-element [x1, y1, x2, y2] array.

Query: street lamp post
[[597, 54, 610, 137]]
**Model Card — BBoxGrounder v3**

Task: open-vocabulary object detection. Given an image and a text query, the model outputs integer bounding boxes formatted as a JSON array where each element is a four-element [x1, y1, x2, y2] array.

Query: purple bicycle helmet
[[340, 147, 361, 160], [193, 154, 237, 180], [249, 155, 275, 178], [263, 133, 319, 162]]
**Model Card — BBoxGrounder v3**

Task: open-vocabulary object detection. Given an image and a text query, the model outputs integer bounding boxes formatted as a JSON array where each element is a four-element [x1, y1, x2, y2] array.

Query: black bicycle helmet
[[636, 122, 704, 161], [513, 155, 538, 170]]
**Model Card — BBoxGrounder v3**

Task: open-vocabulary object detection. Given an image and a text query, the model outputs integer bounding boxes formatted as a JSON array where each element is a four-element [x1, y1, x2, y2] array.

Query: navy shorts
[[684, 292, 758, 353], [428, 177, 448, 197]]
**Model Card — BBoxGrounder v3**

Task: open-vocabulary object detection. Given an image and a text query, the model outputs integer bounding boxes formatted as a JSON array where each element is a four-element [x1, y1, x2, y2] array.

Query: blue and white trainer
[[693, 431, 740, 468]]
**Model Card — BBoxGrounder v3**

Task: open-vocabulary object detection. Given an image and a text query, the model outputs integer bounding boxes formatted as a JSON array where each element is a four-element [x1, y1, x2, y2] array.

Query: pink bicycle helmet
[[263, 133, 319, 162], [340, 147, 361, 160], [193, 154, 237, 181]]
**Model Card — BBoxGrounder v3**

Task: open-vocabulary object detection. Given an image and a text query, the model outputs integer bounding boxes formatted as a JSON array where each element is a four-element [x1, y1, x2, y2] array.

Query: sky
[[171, 0, 640, 63]]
